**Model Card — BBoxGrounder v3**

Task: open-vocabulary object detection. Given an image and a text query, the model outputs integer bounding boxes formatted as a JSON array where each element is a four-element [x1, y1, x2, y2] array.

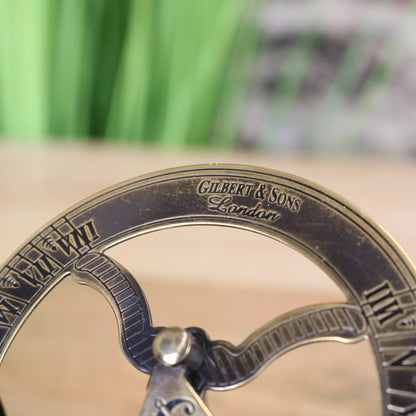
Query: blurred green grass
[[1, 1, 415, 155], [0, 0, 258, 146]]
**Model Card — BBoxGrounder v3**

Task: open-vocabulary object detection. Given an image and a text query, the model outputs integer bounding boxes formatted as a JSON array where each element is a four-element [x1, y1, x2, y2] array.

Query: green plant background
[[0, 0, 257, 146], [1, 0, 415, 156]]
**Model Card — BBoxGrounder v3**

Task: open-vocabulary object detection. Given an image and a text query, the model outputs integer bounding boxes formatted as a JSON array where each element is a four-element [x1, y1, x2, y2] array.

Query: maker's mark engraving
[[197, 178, 303, 223], [207, 196, 280, 222], [197, 180, 255, 197]]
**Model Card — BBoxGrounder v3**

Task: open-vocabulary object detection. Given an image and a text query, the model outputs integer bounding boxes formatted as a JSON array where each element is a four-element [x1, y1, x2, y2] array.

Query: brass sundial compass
[[0, 164, 415, 415]]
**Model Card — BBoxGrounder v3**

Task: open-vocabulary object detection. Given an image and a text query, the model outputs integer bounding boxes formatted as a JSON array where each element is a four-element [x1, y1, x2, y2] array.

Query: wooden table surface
[[0, 142, 415, 415]]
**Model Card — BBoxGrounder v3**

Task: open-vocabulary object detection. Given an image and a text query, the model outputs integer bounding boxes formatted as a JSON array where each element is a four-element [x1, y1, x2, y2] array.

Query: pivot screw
[[153, 327, 192, 366], [152, 327, 203, 368]]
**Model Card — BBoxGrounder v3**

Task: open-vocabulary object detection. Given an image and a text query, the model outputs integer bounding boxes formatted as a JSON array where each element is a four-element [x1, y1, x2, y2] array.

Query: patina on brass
[[0, 164, 415, 415]]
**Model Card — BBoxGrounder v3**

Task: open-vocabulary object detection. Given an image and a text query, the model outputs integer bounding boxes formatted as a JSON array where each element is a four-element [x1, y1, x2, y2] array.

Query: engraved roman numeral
[[385, 349, 416, 368], [21, 253, 60, 286], [388, 402, 416, 416], [387, 389, 416, 415], [364, 281, 403, 325], [54, 220, 99, 256], [0, 297, 21, 325]]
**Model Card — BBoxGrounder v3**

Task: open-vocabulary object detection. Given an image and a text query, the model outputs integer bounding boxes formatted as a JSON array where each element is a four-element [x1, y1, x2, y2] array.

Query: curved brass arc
[[71, 252, 160, 373], [70, 251, 369, 392], [201, 303, 367, 390]]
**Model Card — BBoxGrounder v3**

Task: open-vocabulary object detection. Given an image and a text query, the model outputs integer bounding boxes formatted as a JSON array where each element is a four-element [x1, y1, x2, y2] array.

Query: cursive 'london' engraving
[[197, 179, 303, 214], [208, 196, 280, 222], [196, 178, 305, 222]]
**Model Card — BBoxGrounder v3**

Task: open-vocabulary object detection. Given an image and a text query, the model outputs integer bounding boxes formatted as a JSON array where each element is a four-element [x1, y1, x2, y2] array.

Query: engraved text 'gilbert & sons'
[[197, 179, 303, 223]]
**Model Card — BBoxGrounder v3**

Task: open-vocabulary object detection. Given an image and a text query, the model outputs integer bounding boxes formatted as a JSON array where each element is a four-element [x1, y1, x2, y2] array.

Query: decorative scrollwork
[[155, 397, 195, 416]]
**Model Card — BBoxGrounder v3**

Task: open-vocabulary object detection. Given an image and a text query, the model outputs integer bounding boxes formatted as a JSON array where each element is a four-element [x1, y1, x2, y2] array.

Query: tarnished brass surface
[[0, 164, 415, 415]]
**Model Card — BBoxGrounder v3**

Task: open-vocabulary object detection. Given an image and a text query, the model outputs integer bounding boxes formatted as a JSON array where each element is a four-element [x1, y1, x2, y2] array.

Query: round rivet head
[[153, 327, 192, 366]]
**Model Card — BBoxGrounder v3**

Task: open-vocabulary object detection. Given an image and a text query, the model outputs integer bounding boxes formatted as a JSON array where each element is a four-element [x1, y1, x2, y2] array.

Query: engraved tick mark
[[0, 274, 20, 289], [42, 235, 58, 252], [398, 314, 416, 330]]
